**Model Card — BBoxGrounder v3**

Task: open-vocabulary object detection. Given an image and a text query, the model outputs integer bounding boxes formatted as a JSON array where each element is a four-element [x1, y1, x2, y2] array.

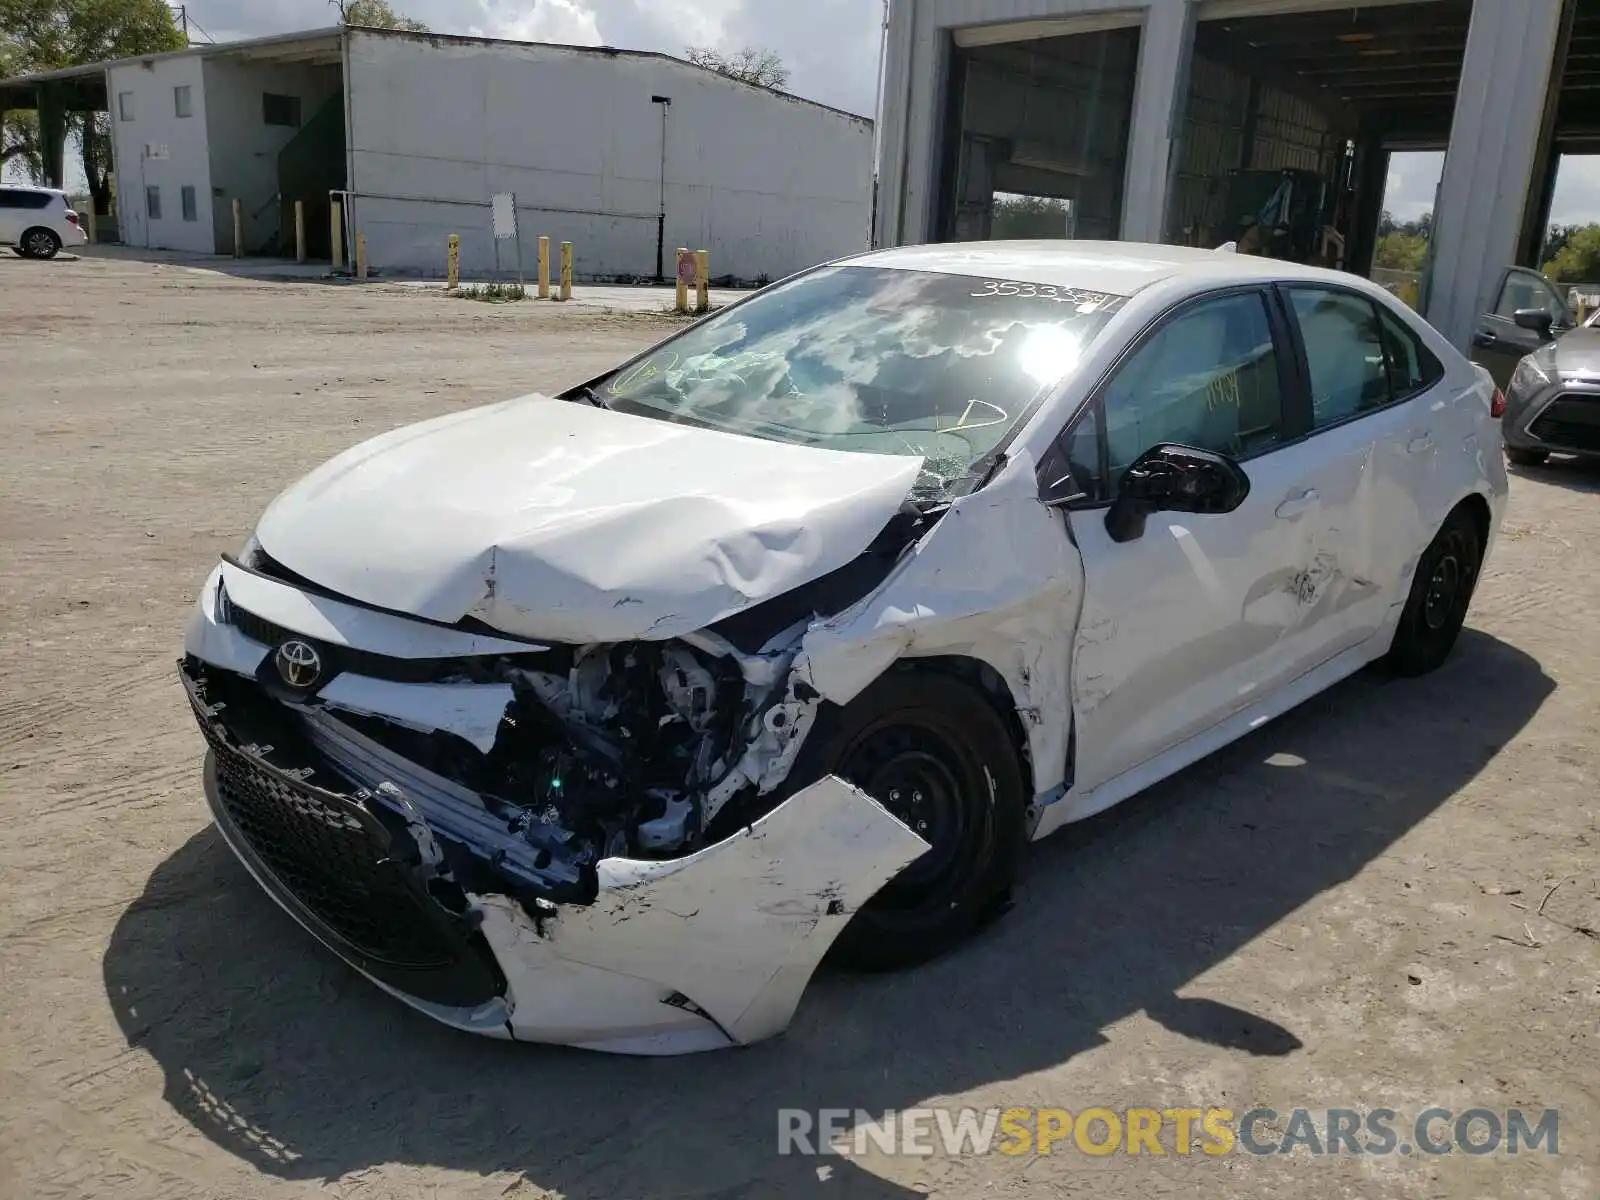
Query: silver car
[[1498, 305, 1600, 467]]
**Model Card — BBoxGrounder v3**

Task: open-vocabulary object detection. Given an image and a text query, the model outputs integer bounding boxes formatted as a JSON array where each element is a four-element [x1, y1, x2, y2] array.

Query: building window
[[118, 91, 135, 121], [145, 186, 161, 220], [174, 85, 192, 118], [181, 186, 197, 222], [262, 93, 301, 128]]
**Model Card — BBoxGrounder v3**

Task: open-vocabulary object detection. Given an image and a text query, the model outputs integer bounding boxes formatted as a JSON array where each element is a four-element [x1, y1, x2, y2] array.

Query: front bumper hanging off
[[183, 661, 930, 1055]]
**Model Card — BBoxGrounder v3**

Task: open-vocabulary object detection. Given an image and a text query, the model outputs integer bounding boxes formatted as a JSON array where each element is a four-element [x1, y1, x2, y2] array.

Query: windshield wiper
[[573, 384, 609, 409]]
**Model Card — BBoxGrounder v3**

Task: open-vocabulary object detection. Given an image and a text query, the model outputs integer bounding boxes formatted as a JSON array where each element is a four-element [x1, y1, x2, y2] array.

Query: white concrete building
[[873, 0, 1592, 351], [2, 26, 873, 283]]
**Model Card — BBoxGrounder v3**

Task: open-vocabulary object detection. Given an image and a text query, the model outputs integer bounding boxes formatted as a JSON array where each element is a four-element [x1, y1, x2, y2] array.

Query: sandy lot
[[1, 250, 1596, 1200]]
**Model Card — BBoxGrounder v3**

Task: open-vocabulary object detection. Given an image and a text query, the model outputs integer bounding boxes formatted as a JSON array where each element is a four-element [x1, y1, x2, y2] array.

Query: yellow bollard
[[294, 201, 306, 263], [695, 249, 710, 313], [331, 199, 344, 270], [447, 234, 460, 289], [675, 246, 691, 312], [538, 236, 550, 298], [355, 232, 368, 280], [560, 241, 573, 301], [232, 198, 243, 258]]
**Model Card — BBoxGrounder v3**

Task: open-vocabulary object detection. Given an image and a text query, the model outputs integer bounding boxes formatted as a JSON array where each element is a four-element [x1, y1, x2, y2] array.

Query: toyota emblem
[[274, 639, 323, 690]]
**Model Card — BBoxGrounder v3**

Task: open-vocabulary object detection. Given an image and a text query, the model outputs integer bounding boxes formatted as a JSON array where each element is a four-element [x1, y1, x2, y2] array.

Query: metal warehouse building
[[874, 0, 1596, 350], [0, 26, 874, 284]]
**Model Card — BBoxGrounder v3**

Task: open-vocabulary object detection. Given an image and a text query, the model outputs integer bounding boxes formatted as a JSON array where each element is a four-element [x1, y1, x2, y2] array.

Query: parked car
[[181, 241, 1507, 1054], [0, 185, 85, 259], [1470, 265, 1577, 390], [1474, 268, 1600, 466]]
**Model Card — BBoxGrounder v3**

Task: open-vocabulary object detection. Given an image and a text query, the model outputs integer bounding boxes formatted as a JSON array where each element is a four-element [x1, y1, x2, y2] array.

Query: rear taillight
[[1491, 389, 1506, 418], [64, 211, 79, 227]]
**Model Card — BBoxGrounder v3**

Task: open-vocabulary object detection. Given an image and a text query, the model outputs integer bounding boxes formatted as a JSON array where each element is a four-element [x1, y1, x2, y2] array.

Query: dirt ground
[[1, 250, 1596, 1200]]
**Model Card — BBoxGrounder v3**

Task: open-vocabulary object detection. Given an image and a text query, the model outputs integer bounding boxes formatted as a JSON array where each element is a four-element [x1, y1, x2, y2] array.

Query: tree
[[991, 193, 1071, 240], [1543, 224, 1600, 283], [1374, 230, 1428, 273], [333, 0, 429, 32], [684, 45, 789, 90], [0, 0, 185, 190]]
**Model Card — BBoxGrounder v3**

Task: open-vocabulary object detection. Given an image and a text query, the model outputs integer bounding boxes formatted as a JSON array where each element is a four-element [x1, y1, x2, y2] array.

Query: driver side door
[[1056, 286, 1330, 800], [1471, 267, 1570, 389]]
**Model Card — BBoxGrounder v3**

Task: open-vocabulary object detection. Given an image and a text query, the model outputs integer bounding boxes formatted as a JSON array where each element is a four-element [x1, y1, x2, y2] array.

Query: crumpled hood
[[255, 397, 924, 643]]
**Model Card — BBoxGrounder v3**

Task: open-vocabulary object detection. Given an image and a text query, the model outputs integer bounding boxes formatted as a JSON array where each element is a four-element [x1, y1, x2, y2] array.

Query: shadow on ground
[[104, 631, 1552, 1197], [1508, 453, 1600, 493]]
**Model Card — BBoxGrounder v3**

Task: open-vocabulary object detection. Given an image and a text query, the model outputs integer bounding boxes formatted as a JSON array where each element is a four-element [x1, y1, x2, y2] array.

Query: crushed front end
[[182, 558, 928, 1053]]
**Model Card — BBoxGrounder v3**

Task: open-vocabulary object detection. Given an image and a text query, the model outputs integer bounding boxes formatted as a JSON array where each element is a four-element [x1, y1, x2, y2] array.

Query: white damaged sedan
[[182, 241, 1507, 1053]]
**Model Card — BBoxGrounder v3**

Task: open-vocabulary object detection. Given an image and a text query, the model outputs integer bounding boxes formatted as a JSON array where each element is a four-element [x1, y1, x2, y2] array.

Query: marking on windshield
[[1205, 368, 1241, 413], [940, 398, 1009, 433], [969, 280, 1117, 312], [608, 351, 680, 397]]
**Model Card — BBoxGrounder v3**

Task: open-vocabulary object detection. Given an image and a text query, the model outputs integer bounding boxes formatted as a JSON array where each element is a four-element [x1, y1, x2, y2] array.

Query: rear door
[[1279, 284, 1446, 650], [1471, 267, 1570, 388], [0, 189, 25, 242]]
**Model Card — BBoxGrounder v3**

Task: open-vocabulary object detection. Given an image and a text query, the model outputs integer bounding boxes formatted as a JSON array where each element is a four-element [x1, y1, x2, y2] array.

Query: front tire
[[785, 671, 1027, 972], [1505, 446, 1548, 467], [19, 227, 61, 259], [1386, 508, 1482, 677]]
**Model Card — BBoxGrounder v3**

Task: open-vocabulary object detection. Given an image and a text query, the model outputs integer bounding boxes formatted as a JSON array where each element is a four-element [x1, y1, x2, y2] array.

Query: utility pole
[[651, 94, 672, 283]]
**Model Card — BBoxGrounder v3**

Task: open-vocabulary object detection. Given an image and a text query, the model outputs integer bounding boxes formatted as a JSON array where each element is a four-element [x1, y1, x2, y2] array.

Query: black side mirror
[[1105, 444, 1251, 544], [1513, 307, 1556, 337]]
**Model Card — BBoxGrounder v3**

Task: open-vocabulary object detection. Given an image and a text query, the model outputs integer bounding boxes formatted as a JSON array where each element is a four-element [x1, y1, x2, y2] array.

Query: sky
[[1384, 151, 1600, 227], [179, 0, 888, 117]]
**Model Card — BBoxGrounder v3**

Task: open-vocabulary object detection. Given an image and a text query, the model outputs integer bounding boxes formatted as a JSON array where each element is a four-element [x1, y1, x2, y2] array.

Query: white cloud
[[471, 0, 602, 46]]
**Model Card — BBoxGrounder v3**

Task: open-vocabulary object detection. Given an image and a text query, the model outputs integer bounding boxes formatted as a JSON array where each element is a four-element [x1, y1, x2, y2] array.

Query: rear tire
[[784, 671, 1028, 972], [1505, 446, 1548, 467], [1385, 508, 1482, 677], [19, 227, 60, 259]]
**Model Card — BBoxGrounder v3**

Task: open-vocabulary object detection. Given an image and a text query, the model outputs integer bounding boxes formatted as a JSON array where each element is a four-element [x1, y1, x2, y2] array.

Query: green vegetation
[[455, 282, 528, 302]]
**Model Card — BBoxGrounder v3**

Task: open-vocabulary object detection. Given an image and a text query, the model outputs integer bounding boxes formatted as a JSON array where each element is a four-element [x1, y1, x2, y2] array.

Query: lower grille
[[183, 663, 506, 1007], [1530, 396, 1600, 453]]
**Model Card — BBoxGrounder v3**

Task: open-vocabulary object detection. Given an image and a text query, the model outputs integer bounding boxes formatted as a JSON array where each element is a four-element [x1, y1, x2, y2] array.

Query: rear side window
[[0, 189, 53, 210], [1288, 288, 1393, 428], [1376, 306, 1443, 397]]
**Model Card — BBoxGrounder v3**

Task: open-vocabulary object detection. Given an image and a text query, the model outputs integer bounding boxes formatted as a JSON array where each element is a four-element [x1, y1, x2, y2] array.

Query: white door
[[1281, 285, 1446, 648], [0, 191, 24, 243], [1060, 287, 1342, 794]]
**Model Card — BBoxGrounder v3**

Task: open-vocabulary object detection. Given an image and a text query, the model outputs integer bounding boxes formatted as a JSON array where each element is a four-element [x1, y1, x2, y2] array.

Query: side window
[[1376, 306, 1442, 398], [1495, 271, 1566, 322], [118, 91, 135, 121], [145, 186, 161, 221], [1287, 288, 1390, 428], [180, 185, 198, 222], [263, 93, 302, 128], [174, 85, 192, 118], [0, 188, 20, 208], [1096, 291, 1285, 495]]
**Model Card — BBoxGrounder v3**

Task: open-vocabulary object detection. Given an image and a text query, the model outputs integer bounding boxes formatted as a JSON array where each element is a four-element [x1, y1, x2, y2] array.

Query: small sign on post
[[490, 191, 521, 287]]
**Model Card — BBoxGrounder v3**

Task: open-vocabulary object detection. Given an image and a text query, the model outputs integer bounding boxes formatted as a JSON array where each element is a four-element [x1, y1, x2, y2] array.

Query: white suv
[[0, 186, 87, 259]]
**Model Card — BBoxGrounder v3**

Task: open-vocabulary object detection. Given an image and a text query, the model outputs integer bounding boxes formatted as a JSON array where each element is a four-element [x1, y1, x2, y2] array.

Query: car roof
[[846, 240, 1366, 299], [2, 184, 67, 196]]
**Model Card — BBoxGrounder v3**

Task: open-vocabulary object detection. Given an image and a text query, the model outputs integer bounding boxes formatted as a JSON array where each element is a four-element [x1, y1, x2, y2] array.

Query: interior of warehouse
[[922, 0, 1600, 302]]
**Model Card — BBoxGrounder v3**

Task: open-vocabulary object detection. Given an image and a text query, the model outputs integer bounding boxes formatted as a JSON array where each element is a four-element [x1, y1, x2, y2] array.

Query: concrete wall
[[343, 30, 874, 282], [201, 58, 342, 254], [107, 56, 213, 253]]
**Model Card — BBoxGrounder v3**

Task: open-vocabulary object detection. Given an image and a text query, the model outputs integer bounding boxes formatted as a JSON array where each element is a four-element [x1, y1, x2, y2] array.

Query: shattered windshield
[[598, 265, 1123, 502]]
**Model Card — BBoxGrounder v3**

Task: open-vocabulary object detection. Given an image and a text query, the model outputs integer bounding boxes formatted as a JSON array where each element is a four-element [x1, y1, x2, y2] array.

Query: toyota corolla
[[181, 241, 1507, 1054]]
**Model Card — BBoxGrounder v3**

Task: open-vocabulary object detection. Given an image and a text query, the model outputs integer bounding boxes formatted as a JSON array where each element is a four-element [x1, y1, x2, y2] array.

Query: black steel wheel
[[786, 671, 1027, 971], [20, 227, 60, 260], [1386, 507, 1483, 677]]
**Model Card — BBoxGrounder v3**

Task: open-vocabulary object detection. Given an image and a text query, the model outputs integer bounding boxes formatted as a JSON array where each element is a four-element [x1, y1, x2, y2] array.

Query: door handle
[[1407, 435, 1435, 454], [1472, 332, 1498, 348], [1275, 489, 1319, 519]]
